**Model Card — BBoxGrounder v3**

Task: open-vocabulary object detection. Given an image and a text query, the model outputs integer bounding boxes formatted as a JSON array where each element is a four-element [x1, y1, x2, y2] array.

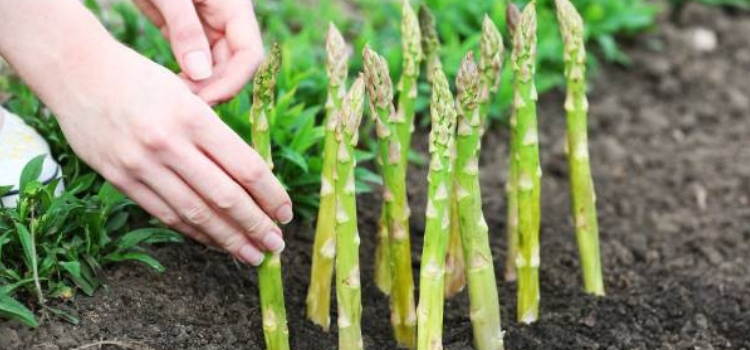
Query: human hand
[[56, 46, 292, 266], [133, 0, 264, 105], [0, 0, 286, 266]]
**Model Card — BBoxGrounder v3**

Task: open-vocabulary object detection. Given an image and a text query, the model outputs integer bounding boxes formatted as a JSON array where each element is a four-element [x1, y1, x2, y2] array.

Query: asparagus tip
[[429, 68, 457, 145], [506, 3, 521, 38], [555, 0, 585, 61], [340, 75, 366, 136], [480, 15, 504, 93], [457, 52, 480, 110], [326, 23, 348, 87], [362, 46, 393, 110], [401, 0, 423, 73]]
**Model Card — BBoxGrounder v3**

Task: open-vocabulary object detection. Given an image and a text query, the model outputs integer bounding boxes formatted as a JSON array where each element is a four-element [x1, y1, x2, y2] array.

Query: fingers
[[151, 0, 213, 81], [112, 178, 216, 247], [167, 143, 286, 253], [193, 116, 293, 224], [139, 163, 276, 266]]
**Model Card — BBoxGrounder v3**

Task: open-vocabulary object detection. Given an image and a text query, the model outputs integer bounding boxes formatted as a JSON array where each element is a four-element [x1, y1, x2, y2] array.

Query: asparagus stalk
[[363, 46, 417, 349], [374, 0, 423, 298], [250, 44, 290, 350], [555, 0, 605, 296], [511, 2, 541, 324], [416, 67, 457, 350], [455, 53, 505, 349], [306, 23, 349, 330], [335, 76, 366, 350], [417, 3, 467, 299], [504, 3, 521, 283]]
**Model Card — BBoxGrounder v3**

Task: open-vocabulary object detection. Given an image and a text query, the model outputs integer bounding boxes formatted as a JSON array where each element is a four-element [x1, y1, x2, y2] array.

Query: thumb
[[153, 0, 213, 81]]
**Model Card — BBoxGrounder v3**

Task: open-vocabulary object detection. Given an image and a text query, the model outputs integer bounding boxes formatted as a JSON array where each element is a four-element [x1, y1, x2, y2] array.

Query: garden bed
[[2, 3, 749, 350]]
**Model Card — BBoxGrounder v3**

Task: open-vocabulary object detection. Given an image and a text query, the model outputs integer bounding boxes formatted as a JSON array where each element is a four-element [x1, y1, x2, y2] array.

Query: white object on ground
[[0, 106, 64, 208], [691, 27, 718, 53]]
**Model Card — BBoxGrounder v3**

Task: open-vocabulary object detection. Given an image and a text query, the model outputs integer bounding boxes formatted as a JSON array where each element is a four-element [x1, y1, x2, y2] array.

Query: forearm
[[0, 0, 123, 115]]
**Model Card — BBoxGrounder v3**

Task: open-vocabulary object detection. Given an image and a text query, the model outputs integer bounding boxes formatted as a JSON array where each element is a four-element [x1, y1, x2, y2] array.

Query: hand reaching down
[[0, 0, 289, 266]]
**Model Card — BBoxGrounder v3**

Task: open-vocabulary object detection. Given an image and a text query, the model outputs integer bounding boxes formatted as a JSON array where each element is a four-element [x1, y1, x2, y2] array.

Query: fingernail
[[276, 204, 294, 224], [239, 244, 264, 266], [184, 50, 212, 81], [262, 232, 285, 253]]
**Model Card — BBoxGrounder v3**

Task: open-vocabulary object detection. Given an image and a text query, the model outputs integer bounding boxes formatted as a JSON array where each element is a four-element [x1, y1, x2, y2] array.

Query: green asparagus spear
[[455, 52, 505, 349], [374, 0, 423, 299], [511, 2, 542, 324], [307, 23, 349, 330], [555, 0, 605, 296], [250, 44, 290, 350], [335, 76, 366, 350], [416, 67, 457, 350], [417, 3, 467, 299], [504, 2, 521, 283], [364, 46, 417, 349]]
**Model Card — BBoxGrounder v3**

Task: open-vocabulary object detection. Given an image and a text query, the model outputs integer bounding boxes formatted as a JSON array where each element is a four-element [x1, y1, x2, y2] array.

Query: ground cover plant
[[0, 157, 182, 328]]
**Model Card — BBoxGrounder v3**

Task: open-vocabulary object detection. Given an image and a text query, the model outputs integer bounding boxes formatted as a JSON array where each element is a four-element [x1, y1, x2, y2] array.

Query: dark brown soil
[[3, 3, 750, 350]]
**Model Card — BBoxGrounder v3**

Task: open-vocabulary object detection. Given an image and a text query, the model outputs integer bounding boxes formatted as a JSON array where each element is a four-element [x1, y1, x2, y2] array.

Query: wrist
[[0, 0, 123, 117]]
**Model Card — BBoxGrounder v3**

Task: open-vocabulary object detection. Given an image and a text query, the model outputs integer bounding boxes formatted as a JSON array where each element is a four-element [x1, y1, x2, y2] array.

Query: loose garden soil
[[2, 3, 749, 350]]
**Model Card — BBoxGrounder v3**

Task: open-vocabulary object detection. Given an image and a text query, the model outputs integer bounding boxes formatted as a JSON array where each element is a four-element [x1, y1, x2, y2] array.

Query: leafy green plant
[[0, 157, 182, 327]]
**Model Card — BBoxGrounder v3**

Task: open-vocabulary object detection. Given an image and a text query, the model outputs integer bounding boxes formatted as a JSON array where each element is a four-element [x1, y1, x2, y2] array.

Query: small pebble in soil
[[582, 310, 597, 328], [690, 27, 718, 53]]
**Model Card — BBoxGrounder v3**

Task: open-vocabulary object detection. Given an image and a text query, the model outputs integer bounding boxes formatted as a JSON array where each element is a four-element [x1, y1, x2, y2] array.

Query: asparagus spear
[[455, 53, 505, 349], [335, 76, 366, 350], [250, 44, 290, 350], [417, 3, 467, 299], [416, 67, 457, 350], [374, 0, 423, 298], [307, 23, 349, 330], [504, 3, 521, 283], [555, 0, 605, 296], [363, 46, 417, 349], [511, 2, 541, 324]]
